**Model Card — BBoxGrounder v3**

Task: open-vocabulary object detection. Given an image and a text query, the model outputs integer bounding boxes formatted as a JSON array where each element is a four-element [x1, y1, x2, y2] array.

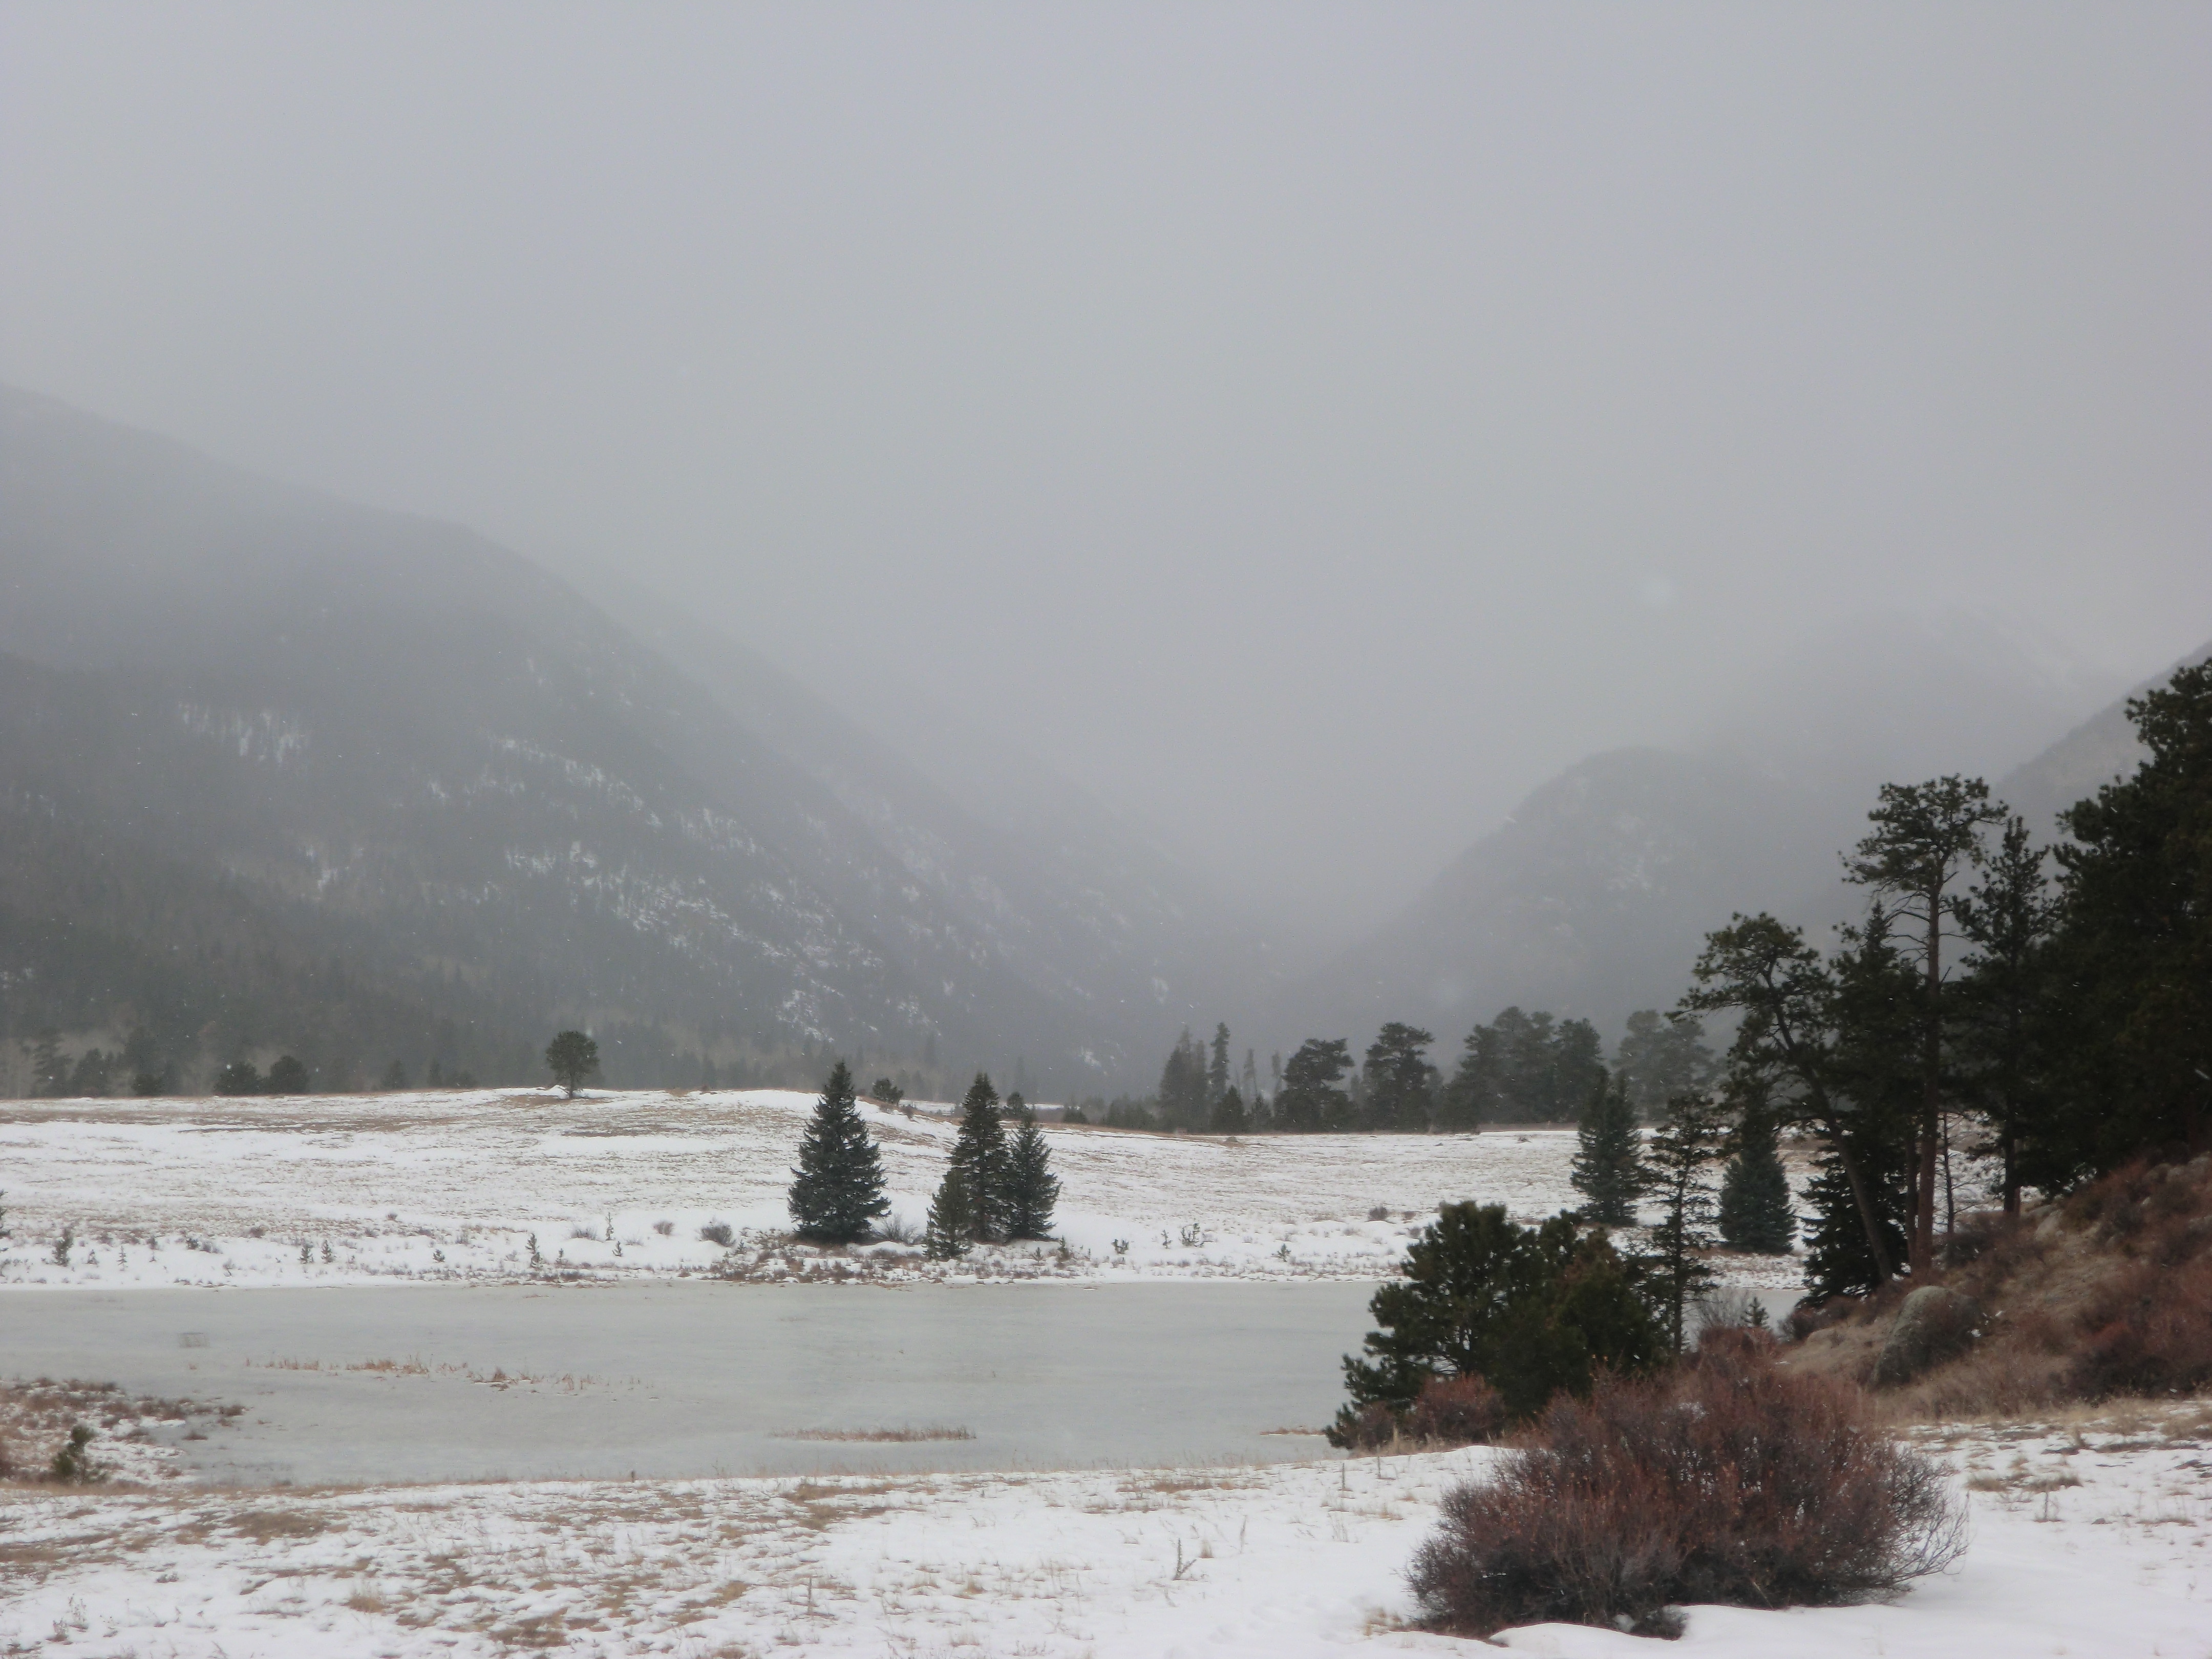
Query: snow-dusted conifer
[[949, 1073, 1010, 1241], [787, 1061, 890, 1243], [1004, 1105, 1059, 1239]]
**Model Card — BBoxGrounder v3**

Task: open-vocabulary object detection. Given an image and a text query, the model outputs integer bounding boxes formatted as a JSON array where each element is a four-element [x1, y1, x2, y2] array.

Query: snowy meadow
[[0, 1087, 1809, 1291], [5, 1090, 2208, 1656]]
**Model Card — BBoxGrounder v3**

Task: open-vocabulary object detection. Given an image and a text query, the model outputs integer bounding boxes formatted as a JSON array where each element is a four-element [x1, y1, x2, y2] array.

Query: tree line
[[1091, 1005, 1716, 1137]]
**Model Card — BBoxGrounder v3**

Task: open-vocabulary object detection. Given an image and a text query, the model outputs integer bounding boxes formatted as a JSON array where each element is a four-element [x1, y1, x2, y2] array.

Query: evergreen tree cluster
[[1677, 659, 2212, 1301], [922, 1072, 1059, 1257]]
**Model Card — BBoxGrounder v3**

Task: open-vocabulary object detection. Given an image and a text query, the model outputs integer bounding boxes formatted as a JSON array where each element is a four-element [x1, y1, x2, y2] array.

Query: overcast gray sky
[[4, 3, 2207, 937]]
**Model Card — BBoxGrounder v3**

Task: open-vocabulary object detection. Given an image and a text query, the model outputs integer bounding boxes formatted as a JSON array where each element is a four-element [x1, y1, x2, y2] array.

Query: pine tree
[[1843, 776, 2006, 1277], [545, 1030, 600, 1098], [1803, 1130, 1911, 1300], [924, 1167, 973, 1259], [1003, 1104, 1060, 1239], [28, 1031, 65, 1098], [1613, 1010, 1717, 1121], [1362, 1023, 1435, 1132], [1954, 817, 2057, 1215], [1275, 1038, 1353, 1131], [1717, 1107, 1797, 1255], [787, 1061, 891, 1243], [1639, 1093, 1725, 1352], [1569, 1070, 1644, 1226], [948, 1072, 1010, 1241], [2039, 661, 2212, 1180], [1208, 1085, 1248, 1135], [1157, 1030, 1210, 1129], [1206, 1023, 1232, 1105]]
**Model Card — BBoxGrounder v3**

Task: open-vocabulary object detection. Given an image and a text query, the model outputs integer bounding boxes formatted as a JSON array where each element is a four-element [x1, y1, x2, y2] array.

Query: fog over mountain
[[0, 386, 1271, 1093], [4, 5, 2207, 946], [1284, 615, 2151, 1051], [2, 7, 2208, 1089]]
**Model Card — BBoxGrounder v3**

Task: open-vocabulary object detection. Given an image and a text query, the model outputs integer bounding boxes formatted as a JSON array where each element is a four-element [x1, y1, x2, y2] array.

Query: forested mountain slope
[[0, 386, 1241, 1093]]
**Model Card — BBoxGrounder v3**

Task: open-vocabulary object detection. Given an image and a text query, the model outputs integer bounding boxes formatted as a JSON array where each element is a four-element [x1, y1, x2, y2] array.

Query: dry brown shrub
[[1408, 1333, 1966, 1637], [1872, 1345, 2066, 1423], [2069, 1254, 2212, 1398]]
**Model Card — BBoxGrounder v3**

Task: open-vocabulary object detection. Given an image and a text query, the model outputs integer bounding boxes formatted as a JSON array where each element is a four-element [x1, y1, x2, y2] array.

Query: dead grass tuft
[[229, 1508, 332, 1541]]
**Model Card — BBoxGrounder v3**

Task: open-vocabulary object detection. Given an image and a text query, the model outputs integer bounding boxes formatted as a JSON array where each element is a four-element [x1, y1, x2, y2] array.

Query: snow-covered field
[[0, 1088, 1811, 1291], [3, 1409, 2208, 1657]]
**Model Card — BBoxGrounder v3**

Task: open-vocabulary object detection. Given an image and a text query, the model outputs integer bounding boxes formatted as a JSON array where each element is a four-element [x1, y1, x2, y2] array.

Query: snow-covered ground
[[0, 1088, 1811, 1291], [3, 1409, 2207, 1657]]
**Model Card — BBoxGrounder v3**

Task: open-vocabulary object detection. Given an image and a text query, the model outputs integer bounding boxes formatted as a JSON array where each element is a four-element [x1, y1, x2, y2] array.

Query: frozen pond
[[4, 1280, 1384, 1484]]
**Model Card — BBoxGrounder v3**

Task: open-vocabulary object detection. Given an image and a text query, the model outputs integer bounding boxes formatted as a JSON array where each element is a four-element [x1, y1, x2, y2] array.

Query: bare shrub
[[2070, 1254, 2212, 1398], [1408, 1332, 1967, 1637], [871, 1214, 924, 1246], [698, 1220, 736, 1247], [1406, 1375, 1507, 1447]]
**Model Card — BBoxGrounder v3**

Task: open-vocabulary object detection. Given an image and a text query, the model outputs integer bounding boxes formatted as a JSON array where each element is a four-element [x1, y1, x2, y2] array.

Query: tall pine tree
[[1639, 1092, 1725, 1353], [787, 1061, 890, 1243], [1362, 1023, 1435, 1133], [949, 1072, 1010, 1242], [1004, 1104, 1060, 1239], [1570, 1070, 1644, 1226]]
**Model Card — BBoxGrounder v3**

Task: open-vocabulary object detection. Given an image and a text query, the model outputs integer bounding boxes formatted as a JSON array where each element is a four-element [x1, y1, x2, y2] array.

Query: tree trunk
[[1831, 1122, 1894, 1286], [1915, 877, 1942, 1277]]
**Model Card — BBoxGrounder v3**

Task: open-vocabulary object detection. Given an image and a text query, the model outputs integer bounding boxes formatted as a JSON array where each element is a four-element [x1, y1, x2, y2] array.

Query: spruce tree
[[1003, 1105, 1060, 1239], [1717, 1110, 1797, 1255], [948, 1072, 1010, 1241], [923, 1167, 973, 1259], [787, 1061, 891, 1243], [1569, 1071, 1644, 1226], [1208, 1085, 1248, 1135], [1803, 1131, 1911, 1300], [1638, 1093, 1724, 1353]]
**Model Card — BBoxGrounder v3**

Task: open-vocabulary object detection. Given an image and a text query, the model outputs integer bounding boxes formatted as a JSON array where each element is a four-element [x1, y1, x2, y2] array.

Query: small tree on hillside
[[1639, 1092, 1725, 1352], [788, 1061, 891, 1243], [924, 1167, 974, 1260], [1003, 1104, 1059, 1239], [949, 1072, 1010, 1241], [1718, 1092, 1798, 1255], [545, 1030, 600, 1098], [1570, 1071, 1644, 1226]]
